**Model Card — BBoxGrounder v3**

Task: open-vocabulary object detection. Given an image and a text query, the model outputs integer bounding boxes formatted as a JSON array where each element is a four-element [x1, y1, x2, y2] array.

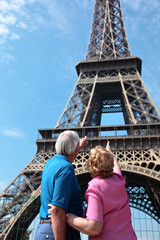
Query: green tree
[[23, 230, 32, 240]]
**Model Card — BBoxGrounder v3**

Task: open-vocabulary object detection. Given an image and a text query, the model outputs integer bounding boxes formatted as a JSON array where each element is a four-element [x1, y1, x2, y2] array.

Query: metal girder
[[1, 127, 160, 239], [56, 58, 160, 128], [85, 0, 131, 60], [1, 0, 160, 239]]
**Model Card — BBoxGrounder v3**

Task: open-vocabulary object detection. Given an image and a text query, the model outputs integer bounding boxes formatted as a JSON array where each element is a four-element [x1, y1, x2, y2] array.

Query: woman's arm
[[67, 213, 103, 236], [106, 141, 121, 172], [48, 204, 103, 236]]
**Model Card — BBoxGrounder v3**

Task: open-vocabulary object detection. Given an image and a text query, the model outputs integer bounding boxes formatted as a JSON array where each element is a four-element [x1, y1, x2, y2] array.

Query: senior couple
[[35, 130, 137, 240]]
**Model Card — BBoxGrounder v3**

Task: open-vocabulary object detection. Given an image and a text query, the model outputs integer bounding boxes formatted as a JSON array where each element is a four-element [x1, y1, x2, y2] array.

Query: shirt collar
[[56, 154, 70, 163]]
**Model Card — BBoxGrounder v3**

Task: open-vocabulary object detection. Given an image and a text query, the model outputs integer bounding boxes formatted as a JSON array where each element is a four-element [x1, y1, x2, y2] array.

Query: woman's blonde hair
[[88, 146, 114, 178]]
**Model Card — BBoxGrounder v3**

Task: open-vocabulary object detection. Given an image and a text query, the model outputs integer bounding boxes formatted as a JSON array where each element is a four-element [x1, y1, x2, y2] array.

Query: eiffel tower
[[0, 0, 160, 239]]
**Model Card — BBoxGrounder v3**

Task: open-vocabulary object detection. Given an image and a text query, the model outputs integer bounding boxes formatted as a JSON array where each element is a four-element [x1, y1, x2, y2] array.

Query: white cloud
[[43, 1, 73, 35], [0, 13, 16, 25], [16, 21, 28, 29], [0, 1, 25, 56], [10, 32, 20, 40], [121, 0, 160, 45], [1, 127, 24, 138], [0, 180, 7, 192], [0, 0, 81, 63], [0, 24, 9, 35], [75, 0, 91, 9], [0, 0, 25, 14], [122, 0, 160, 15], [0, 51, 15, 63]]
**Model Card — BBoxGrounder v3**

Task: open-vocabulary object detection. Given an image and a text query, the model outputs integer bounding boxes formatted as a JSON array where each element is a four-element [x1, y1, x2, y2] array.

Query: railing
[[37, 123, 160, 140]]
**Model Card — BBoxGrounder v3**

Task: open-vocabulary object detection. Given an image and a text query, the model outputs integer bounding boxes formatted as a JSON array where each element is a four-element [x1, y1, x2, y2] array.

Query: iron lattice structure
[[0, 0, 160, 239]]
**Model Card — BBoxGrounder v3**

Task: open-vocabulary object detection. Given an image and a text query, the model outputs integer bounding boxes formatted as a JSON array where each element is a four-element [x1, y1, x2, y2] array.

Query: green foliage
[[23, 230, 32, 240]]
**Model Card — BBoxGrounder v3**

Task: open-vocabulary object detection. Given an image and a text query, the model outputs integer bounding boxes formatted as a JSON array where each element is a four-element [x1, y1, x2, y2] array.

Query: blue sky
[[0, 0, 160, 194]]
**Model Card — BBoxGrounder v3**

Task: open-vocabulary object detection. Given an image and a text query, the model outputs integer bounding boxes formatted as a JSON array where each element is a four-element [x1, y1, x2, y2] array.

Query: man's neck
[[64, 153, 75, 163]]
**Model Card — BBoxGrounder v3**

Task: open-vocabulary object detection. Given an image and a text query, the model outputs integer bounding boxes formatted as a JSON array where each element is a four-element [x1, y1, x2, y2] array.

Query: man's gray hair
[[55, 130, 80, 155]]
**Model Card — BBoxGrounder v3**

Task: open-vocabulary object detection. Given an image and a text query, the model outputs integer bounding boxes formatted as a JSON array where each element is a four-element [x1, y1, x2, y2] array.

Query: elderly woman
[[65, 142, 137, 240]]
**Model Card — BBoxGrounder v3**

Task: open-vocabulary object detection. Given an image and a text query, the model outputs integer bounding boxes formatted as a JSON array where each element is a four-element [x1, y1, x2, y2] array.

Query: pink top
[[85, 170, 137, 240]]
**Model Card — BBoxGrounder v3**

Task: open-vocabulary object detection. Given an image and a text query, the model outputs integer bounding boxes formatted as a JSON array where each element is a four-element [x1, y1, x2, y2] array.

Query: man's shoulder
[[50, 154, 74, 171], [46, 154, 69, 164]]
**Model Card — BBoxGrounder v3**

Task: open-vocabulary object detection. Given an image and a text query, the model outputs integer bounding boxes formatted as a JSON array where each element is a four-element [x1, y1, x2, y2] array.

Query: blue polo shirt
[[40, 154, 83, 219]]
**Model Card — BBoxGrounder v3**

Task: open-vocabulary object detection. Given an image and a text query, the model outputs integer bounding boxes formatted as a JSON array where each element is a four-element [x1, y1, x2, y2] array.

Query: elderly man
[[35, 130, 88, 240]]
